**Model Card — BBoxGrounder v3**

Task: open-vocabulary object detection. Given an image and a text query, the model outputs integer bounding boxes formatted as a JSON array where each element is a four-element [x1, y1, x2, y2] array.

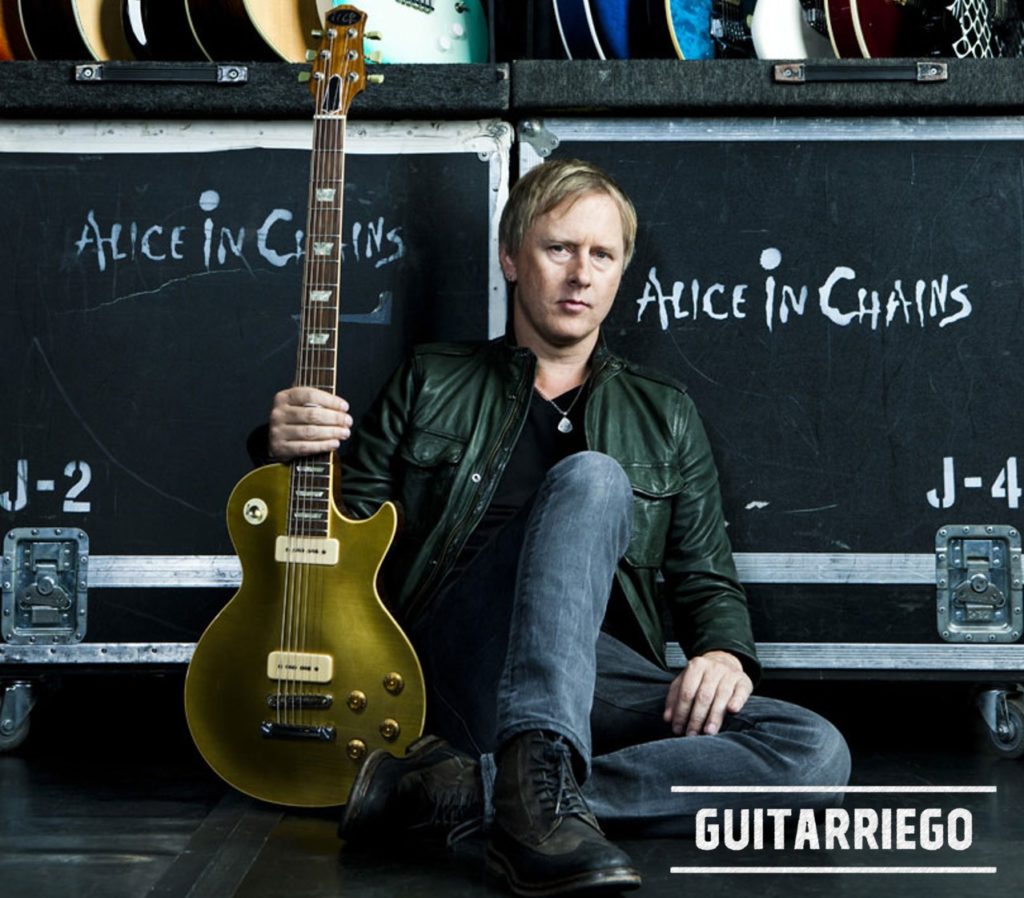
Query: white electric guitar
[[750, 0, 834, 58]]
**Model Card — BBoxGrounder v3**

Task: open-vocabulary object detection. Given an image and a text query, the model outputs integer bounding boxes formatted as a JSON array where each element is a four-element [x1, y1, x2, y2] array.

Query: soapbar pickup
[[260, 721, 336, 742], [275, 536, 339, 566], [267, 651, 333, 684]]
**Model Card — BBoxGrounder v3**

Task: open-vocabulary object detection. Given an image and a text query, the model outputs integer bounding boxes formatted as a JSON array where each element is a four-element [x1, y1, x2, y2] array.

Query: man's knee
[[783, 705, 851, 790], [547, 451, 633, 515], [544, 452, 633, 555], [741, 699, 851, 790]]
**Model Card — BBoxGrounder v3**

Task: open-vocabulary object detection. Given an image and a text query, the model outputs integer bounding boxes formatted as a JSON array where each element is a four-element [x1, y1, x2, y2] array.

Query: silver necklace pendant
[[540, 375, 589, 435]]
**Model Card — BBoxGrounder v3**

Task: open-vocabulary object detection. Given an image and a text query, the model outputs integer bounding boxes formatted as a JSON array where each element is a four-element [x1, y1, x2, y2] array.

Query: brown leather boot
[[487, 731, 641, 895], [339, 735, 483, 844]]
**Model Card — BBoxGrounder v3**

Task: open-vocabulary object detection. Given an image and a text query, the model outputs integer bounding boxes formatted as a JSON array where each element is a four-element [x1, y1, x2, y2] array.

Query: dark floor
[[0, 673, 1021, 898]]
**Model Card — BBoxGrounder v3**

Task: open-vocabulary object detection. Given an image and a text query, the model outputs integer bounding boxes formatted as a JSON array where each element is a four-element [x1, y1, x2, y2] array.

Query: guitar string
[[280, 22, 353, 729], [284, 40, 332, 727], [303, 29, 348, 727], [300, 53, 336, 726]]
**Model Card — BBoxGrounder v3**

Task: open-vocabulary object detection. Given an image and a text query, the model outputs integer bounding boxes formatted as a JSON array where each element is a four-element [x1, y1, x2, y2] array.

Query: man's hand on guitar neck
[[268, 387, 353, 461]]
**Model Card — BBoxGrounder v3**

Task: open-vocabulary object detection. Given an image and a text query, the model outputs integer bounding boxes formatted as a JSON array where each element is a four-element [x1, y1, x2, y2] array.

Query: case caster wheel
[[978, 689, 1024, 759], [0, 716, 29, 752], [987, 697, 1024, 759], [0, 681, 34, 752]]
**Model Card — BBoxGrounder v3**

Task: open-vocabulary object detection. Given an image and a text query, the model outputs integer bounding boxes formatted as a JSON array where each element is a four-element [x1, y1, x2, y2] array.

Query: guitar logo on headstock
[[327, 9, 362, 26]]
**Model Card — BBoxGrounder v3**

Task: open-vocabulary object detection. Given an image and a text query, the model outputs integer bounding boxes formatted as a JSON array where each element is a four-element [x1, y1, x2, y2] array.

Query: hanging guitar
[[552, 0, 712, 59], [750, 0, 835, 57], [336, 0, 489, 63], [824, 0, 960, 57], [184, 5, 426, 808], [710, 0, 758, 57], [181, 1, 487, 63], [0, 1, 31, 60], [121, 0, 210, 60], [665, 0, 715, 58], [2, 0, 134, 60]]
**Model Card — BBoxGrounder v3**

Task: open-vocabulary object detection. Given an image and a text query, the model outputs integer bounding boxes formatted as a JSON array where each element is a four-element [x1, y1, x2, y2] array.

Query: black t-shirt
[[456, 383, 588, 564]]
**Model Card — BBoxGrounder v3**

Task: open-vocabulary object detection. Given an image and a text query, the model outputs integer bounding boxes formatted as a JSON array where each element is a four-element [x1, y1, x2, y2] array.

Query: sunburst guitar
[[184, 6, 426, 808]]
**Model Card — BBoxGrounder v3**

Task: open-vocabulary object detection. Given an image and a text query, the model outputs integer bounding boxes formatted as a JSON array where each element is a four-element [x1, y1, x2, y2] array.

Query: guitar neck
[[286, 6, 371, 536], [288, 94, 350, 535], [295, 114, 346, 397]]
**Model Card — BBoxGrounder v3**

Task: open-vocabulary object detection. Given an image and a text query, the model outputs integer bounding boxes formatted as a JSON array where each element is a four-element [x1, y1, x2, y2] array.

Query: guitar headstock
[[306, 5, 374, 116]]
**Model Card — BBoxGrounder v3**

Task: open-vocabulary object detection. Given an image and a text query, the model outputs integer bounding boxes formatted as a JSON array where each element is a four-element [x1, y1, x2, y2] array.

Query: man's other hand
[[662, 650, 753, 737]]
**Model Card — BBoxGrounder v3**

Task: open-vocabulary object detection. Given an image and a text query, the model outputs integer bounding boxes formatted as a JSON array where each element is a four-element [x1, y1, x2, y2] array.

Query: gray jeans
[[406, 451, 851, 837]]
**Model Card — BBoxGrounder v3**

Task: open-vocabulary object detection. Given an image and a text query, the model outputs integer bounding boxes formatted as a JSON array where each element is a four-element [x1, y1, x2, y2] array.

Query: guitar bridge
[[260, 721, 336, 742], [266, 694, 333, 710]]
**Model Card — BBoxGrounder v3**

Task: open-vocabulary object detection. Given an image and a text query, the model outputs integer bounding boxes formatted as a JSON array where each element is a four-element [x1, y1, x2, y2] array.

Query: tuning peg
[[311, 29, 323, 39], [306, 49, 319, 61], [367, 74, 385, 85], [365, 31, 383, 41], [298, 71, 312, 83], [365, 51, 383, 64]]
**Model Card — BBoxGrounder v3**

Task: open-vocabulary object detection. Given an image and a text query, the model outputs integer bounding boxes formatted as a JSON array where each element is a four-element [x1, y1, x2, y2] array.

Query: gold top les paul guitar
[[184, 6, 425, 808]]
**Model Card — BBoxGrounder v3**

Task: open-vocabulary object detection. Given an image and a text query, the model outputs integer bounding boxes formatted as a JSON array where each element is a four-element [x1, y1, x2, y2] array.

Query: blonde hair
[[499, 159, 638, 268]]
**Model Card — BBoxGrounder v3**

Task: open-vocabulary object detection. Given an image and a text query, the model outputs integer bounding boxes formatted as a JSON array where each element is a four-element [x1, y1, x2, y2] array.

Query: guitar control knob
[[438, 36, 452, 52], [383, 672, 405, 695], [243, 498, 268, 525], [347, 690, 367, 712], [379, 719, 400, 741], [347, 739, 367, 761], [451, 23, 466, 39]]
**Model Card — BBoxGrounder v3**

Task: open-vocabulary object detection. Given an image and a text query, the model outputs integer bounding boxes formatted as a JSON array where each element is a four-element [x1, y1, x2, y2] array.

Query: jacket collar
[[495, 329, 623, 372]]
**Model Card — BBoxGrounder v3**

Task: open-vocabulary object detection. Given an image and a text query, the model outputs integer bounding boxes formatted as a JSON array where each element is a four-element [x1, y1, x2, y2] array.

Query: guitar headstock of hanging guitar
[[301, 5, 383, 114]]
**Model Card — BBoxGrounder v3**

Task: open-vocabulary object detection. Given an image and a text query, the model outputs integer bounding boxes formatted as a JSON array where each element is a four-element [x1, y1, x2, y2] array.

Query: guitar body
[[825, 0, 892, 56], [628, 0, 683, 57], [351, 0, 489, 63], [822, 1, 860, 56], [826, 0, 959, 57], [666, 0, 714, 59], [553, 0, 606, 59], [186, 0, 487, 64], [18, 0, 133, 60], [185, 464, 426, 807], [751, 0, 834, 57], [711, 0, 759, 58], [122, 0, 209, 60], [185, 0, 322, 61], [0, 0, 30, 59], [591, 0, 630, 59]]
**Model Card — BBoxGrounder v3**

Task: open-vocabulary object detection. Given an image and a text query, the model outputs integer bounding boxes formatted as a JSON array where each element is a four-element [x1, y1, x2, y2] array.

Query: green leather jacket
[[341, 335, 761, 681]]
